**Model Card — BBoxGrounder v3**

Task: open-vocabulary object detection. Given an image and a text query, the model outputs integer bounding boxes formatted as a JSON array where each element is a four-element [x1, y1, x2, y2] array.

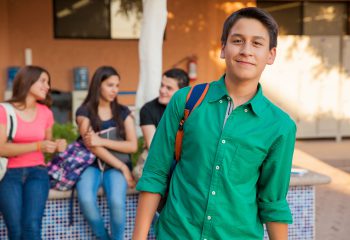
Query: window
[[304, 2, 346, 35], [257, 1, 349, 35], [53, 0, 141, 39], [257, 1, 302, 35]]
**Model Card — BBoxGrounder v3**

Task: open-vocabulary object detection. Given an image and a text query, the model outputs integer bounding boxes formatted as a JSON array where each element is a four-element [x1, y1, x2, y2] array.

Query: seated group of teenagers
[[0, 7, 296, 240]]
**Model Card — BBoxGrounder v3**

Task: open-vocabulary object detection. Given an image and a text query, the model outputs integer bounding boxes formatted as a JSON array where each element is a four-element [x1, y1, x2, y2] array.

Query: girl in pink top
[[0, 66, 67, 240]]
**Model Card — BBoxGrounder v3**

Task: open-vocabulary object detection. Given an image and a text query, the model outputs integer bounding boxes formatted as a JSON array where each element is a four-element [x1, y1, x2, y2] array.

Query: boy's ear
[[220, 45, 225, 59], [267, 47, 276, 65]]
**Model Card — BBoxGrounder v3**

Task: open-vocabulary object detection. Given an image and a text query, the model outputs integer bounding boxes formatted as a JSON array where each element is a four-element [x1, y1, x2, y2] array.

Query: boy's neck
[[224, 75, 259, 109]]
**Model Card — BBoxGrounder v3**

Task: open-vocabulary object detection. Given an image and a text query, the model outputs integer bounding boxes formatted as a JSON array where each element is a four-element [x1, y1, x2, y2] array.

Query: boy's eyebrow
[[229, 33, 267, 41]]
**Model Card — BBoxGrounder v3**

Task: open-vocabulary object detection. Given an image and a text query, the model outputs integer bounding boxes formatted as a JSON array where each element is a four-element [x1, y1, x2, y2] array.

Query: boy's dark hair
[[221, 7, 278, 49], [163, 68, 190, 89]]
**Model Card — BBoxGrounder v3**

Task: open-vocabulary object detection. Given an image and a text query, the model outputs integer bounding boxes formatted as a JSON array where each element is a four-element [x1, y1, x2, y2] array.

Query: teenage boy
[[140, 68, 190, 149], [133, 7, 296, 240]]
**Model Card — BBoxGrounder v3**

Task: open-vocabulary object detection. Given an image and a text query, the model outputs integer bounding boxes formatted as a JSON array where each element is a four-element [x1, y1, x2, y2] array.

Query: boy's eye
[[232, 39, 243, 44], [253, 41, 262, 46]]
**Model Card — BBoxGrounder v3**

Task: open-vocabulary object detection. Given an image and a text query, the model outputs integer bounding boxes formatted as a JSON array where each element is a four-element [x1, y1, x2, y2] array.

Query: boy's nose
[[240, 43, 253, 56], [159, 87, 166, 94]]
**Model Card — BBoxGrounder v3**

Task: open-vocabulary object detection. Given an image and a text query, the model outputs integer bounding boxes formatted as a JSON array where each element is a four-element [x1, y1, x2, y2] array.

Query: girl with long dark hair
[[75, 66, 137, 240], [0, 66, 67, 240]]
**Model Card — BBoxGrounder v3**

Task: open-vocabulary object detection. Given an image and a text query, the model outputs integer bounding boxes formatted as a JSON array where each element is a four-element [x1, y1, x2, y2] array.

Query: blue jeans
[[0, 166, 49, 240], [76, 166, 128, 240]]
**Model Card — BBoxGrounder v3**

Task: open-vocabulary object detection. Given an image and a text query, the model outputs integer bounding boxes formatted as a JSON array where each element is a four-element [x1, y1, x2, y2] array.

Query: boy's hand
[[121, 165, 136, 188]]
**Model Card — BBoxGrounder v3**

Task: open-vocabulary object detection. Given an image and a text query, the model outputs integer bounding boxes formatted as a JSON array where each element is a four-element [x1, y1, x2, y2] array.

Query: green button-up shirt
[[137, 76, 296, 240]]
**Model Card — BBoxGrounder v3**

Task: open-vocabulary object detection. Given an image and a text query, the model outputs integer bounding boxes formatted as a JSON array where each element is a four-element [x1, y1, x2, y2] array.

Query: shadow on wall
[[261, 36, 350, 121]]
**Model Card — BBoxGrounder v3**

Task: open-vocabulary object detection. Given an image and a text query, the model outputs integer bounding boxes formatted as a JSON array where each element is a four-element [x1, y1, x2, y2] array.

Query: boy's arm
[[266, 222, 288, 240], [257, 120, 296, 224], [132, 192, 161, 240], [141, 125, 156, 149], [139, 104, 157, 149]]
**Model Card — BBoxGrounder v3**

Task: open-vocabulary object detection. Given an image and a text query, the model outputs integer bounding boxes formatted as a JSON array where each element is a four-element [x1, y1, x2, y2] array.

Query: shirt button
[[207, 216, 212, 220], [221, 140, 226, 144], [216, 165, 220, 170], [244, 109, 248, 113], [219, 100, 223, 103], [212, 191, 216, 195]]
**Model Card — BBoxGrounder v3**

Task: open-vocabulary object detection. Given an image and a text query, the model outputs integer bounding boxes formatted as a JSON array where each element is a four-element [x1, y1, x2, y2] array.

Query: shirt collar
[[208, 74, 267, 117], [246, 83, 266, 117], [207, 75, 229, 103]]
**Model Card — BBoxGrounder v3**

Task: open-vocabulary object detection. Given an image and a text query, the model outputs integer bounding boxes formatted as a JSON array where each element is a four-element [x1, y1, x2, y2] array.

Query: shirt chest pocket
[[229, 146, 267, 184]]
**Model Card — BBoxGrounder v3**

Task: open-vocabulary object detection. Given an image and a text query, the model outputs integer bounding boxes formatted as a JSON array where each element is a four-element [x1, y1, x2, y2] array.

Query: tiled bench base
[[0, 186, 314, 240]]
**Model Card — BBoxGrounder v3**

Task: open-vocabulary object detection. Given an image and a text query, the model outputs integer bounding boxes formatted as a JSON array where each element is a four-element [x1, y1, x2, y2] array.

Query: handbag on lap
[[96, 127, 131, 171], [47, 140, 96, 191]]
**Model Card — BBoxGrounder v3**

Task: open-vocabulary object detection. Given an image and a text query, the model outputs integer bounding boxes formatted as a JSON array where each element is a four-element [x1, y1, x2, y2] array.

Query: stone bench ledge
[[290, 170, 331, 186], [48, 187, 138, 200]]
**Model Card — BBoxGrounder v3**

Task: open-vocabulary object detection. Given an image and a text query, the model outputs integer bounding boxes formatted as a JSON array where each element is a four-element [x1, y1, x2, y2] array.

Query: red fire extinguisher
[[187, 56, 197, 81]]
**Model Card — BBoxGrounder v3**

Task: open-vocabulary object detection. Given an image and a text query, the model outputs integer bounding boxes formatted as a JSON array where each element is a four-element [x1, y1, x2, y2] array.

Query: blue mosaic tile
[[0, 186, 314, 240], [0, 193, 156, 240], [263, 186, 314, 240]]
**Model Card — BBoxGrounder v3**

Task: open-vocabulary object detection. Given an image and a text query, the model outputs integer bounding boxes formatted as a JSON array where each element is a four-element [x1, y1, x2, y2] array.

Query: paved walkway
[[295, 140, 350, 240]]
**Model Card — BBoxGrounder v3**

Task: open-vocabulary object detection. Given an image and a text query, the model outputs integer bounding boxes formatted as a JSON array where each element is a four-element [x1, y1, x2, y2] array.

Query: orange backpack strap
[[175, 83, 210, 161]]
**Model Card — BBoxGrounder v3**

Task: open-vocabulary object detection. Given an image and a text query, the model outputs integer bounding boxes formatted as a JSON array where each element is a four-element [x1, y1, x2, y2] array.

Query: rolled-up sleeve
[[257, 120, 296, 224], [136, 88, 189, 196]]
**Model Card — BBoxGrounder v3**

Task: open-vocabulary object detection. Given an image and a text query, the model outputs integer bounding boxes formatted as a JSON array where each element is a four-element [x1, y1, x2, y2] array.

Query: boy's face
[[158, 75, 180, 105], [220, 18, 276, 83]]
